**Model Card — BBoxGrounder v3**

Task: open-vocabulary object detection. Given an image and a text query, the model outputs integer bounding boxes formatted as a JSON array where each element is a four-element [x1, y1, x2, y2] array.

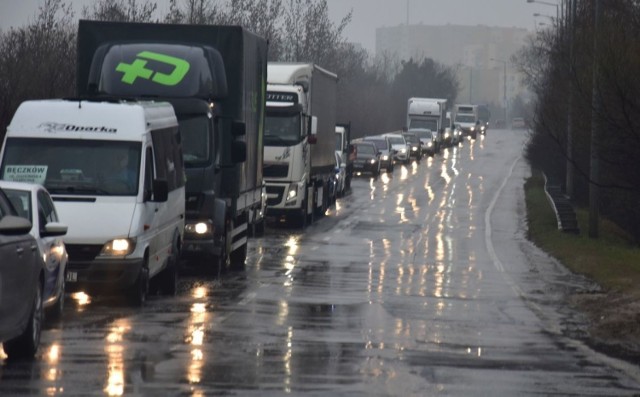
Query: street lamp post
[[490, 58, 508, 126], [526, 0, 559, 21]]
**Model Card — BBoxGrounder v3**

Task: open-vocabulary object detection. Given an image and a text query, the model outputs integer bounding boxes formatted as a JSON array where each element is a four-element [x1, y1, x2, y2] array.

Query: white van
[[0, 99, 185, 305]]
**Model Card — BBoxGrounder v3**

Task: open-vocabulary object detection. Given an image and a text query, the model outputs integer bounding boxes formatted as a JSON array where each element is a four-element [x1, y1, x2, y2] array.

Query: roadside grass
[[524, 171, 640, 295]]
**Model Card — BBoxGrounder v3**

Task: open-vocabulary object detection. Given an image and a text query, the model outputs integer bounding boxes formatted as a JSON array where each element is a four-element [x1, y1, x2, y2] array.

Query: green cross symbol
[[115, 51, 191, 86]]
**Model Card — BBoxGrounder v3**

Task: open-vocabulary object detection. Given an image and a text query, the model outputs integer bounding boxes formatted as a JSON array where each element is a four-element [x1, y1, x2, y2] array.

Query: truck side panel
[[310, 67, 338, 176]]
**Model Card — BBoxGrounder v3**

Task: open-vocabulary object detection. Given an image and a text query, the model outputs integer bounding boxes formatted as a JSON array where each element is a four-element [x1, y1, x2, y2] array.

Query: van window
[[0, 138, 141, 196], [144, 147, 154, 199], [150, 127, 185, 192]]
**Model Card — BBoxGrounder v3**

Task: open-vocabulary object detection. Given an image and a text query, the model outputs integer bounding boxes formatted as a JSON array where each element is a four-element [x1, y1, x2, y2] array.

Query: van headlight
[[382, 155, 389, 161], [100, 238, 136, 257]]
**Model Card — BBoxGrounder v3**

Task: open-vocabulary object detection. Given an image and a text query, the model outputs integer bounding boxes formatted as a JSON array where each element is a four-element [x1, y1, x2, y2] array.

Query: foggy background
[[0, 0, 554, 52]]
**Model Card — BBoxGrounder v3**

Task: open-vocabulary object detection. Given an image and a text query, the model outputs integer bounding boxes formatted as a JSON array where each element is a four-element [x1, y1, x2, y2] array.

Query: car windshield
[[387, 136, 405, 145], [0, 138, 141, 196], [403, 134, 419, 144], [356, 144, 376, 156], [455, 115, 476, 123], [365, 139, 388, 151], [2, 188, 32, 221]]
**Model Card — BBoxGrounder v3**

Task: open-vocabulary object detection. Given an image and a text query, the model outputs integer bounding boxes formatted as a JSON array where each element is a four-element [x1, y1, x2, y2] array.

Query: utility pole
[[566, 0, 576, 199], [589, 0, 602, 238]]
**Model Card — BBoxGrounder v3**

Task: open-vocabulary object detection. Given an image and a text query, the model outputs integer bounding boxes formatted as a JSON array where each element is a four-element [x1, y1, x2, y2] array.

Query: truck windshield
[[265, 113, 302, 146], [409, 119, 438, 130], [179, 114, 212, 167], [413, 130, 433, 140], [0, 138, 141, 196], [455, 115, 476, 123]]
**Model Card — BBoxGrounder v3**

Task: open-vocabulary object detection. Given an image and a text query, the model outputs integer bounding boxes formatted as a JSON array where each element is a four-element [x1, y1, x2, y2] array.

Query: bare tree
[[83, 0, 159, 22], [0, 0, 76, 137]]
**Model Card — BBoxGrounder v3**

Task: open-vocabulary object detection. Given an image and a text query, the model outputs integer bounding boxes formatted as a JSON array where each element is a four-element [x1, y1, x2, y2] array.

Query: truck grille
[[266, 185, 285, 206], [263, 164, 289, 178]]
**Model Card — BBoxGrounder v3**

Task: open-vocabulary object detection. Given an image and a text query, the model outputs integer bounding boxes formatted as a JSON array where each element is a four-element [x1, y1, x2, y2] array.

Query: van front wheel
[[128, 263, 149, 306]]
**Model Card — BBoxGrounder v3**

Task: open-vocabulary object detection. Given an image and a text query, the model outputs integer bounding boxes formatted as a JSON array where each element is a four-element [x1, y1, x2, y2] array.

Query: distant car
[[0, 186, 44, 360], [410, 128, 437, 156], [383, 133, 410, 164], [352, 141, 381, 177], [511, 117, 526, 129], [363, 135, 394, 172], [0, 181, 68, 320], [333, 151, 347, 198], [402, 132, 423, 160]]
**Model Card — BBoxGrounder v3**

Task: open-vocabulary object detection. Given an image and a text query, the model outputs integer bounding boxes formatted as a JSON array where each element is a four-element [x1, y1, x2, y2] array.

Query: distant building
[[376, 24, 531, 121]]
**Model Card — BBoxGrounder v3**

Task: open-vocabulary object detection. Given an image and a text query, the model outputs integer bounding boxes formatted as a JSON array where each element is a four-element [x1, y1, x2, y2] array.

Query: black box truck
[[77, 20, 267, 271]]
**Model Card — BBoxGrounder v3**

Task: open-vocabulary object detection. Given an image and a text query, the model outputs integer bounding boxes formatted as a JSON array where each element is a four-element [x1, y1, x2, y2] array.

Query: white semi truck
[[406, 98, 449, 150], [454, 104, 481, 139], [263, 63, 338, 228]]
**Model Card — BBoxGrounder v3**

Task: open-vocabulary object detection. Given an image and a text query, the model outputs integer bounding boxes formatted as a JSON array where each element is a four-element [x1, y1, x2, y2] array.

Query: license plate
[[354, 164, 364, 169], [66, 272, 77, 282]]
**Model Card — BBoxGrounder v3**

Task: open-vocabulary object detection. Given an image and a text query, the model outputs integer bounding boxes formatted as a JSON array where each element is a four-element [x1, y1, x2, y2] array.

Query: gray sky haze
[[0, 0, 553, 52]]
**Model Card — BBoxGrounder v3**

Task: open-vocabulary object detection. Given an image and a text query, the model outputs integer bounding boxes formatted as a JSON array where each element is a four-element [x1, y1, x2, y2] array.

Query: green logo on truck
[[116, 51, 190, 86]]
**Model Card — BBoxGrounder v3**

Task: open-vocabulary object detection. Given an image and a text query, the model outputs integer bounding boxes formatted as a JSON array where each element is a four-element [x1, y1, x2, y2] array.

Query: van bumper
[[66, 258, 144, 291]]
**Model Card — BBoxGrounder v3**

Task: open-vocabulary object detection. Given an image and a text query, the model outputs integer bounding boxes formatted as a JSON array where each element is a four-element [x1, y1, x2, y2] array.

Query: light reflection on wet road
[[2, 131, 640, 396]]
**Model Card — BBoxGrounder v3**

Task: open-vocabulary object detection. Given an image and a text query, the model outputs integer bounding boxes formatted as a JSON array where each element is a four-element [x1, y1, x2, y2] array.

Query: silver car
[[0, 187, 44, 360], [383, 133, 410, 164]]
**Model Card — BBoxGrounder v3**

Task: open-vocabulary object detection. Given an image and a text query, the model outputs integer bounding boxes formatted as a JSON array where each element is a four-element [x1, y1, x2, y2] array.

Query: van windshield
[[0, 138, 141, 196]]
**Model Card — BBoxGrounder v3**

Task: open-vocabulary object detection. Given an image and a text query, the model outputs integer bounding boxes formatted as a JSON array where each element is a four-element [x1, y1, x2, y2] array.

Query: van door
[[140, 146, 165, 277]]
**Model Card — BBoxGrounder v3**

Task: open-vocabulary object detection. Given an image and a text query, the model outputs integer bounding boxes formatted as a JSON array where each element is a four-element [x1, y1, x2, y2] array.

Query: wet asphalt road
[[2, 130, 640, 396]]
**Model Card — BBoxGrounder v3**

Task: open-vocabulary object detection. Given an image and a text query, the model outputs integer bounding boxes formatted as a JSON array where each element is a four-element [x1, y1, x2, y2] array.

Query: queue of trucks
[[0, 20, 495, 304]]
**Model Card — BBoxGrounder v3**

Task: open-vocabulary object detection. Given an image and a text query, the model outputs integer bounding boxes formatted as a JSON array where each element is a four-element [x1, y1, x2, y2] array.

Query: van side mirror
[[231, 140, 246, 163], [152, 179, 169, 202]]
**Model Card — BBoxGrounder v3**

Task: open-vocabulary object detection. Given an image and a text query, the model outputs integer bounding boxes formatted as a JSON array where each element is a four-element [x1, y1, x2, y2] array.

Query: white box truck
[[0, 99, 185, 305], [263, 63, 338, 228], [406, 97, 448, 150]]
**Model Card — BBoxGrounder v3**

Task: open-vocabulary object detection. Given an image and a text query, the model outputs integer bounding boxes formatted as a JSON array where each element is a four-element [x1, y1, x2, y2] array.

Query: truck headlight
[[185, 221, 213, 236], [287, 185, 297, 201], [100, 238, 136, 257], [382, 155, 389, 161], [471, 126, 475, 131], [427, 141, 433, 147], [370, 159, 376, 164], [412, 146, 418, 151]]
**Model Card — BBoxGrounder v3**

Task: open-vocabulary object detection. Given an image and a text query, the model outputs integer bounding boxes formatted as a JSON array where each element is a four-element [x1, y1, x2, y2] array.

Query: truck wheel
[[128, 261, 149, 306], [4, 279, 43, 360], [212, 223, 230, 276], [230, 242, 247, 271]]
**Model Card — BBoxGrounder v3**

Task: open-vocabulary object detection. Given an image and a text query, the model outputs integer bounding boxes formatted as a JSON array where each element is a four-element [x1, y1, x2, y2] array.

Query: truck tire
[[4, 279, 43, 360], [230, 242, 247, 271]]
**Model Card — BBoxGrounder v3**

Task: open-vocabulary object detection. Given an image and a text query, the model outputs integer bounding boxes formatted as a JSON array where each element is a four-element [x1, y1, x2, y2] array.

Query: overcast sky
[[0, 0, 554, 52]]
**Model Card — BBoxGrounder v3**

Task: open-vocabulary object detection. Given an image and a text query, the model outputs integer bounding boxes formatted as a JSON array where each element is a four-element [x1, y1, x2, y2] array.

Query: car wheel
[[4, 280, 43, 360]]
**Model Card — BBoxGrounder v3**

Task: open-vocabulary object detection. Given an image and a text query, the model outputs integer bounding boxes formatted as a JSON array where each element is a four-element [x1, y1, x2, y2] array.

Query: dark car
[[0, 187, 44, 360], [363, 136, 394, 172], [402, 132, 423, 160], [352, 141, 381, 177]]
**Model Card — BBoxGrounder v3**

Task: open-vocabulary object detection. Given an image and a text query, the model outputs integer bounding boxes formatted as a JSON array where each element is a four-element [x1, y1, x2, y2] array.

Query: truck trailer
[[263, 63, 338, 228], [76, 20, 268, 272]]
